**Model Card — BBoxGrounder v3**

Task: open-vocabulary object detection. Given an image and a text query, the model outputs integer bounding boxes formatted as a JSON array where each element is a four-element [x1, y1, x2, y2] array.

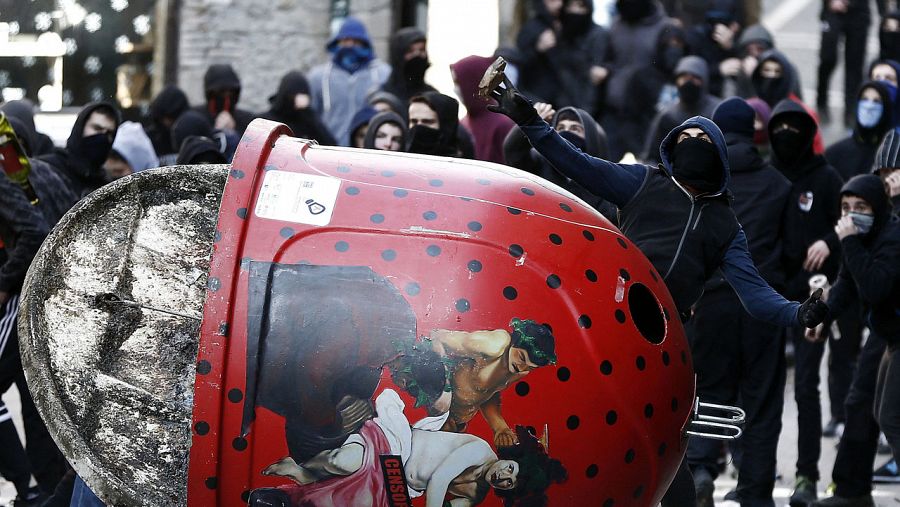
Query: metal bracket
[[686, 398, 746, 441], [94, 292, 202, 322]]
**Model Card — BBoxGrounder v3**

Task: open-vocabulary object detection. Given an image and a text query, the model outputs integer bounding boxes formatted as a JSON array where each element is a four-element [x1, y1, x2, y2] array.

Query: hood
[[737, 24, 774, 54], [874, 127, 900, 172], [176, 136, 226, 165], [450, 55, 495, 115], [853, 80, 895, 144], [674, 55, 709, 84], [149, 85, 189, 122], [653, 23, 687, 74], [111, 121, 159, 172], [66, 102, 121, 154], [170, 110, 214, 152], [269, 71, 311, 115], [348, 106, 378, 138], [388, 27, 427, 70], [4, 114, 37, 157], [551, 106, 608, 158], [767, 98, 818, 171], [841, 174, 891, 229], [204, 64, 242, 94], [363, 111, 407, 150], [1, 100, 38, 140], [658, 115, 731, 194], [751, 49, 799, 107], [530, 0, 561, 24], [615, 0, 662, 25], [367, 90, 405, 116], [867, 59, 900, 128], [712, 97, 755, 139], [416, 91, 460, 149], [327, 16, 372, 50]]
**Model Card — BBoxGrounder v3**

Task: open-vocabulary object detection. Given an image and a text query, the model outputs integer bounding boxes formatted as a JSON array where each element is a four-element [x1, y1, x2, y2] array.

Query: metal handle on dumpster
[[686, 398, 745, 440]]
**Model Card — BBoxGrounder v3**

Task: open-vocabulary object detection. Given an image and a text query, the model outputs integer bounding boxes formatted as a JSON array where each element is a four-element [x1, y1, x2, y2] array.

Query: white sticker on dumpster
[[254, 170, 341, 226]]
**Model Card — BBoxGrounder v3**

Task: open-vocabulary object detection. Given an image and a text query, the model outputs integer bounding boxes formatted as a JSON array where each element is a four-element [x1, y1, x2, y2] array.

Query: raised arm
[[430, 330, 509, 361]]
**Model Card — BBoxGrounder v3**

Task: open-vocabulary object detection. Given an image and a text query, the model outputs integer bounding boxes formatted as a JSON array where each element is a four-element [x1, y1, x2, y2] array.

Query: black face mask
[[770, 128, 809, 167], [659, 46, 684, 73], [678, 81, 702, 105], [403, 56, 430, 85], [880, 31, 900, 61], [670, 136, 722, 193], [79, 133, 114, 169], [561, 12, 593, 38], [407, 125, 443, 154], [756, 77, 783, 106], [559, 130, 587, 151], [617, 0, 654, 23]]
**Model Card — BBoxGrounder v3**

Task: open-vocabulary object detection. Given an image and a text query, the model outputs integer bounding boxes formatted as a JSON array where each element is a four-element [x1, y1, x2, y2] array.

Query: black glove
[[797, 288, 829, 328], [487, 85, 539, 126]]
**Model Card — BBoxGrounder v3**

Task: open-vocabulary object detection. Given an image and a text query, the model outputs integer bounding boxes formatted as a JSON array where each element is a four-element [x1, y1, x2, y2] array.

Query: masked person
[[406, 92, 464, 157], [262, 71, 335, 146], [362, 111, 407, 152], [764, 99, 844, 507], [308, 17, 391, 146], [488, 77, 829, 507], [684, 4, 742, 98], [144, 85, 189, 166], [170, 111, 216, 154], [505, 104, 619, 224], [602, 0, 672, 161], [867, 59, 900, 128], [1, 100, 54, 157], [686, 97, 792, 507], [808, 173, 900, 507], [815, 0, 871, 126], [39, 102, 120, 198], [451, 55, 515, 164], [104, 122, 160, 180], [827, 81, 896, 181], [381, 27, 436, 104], [193, 64, 256, 137], [879, 11, 900, 62], [643, 56, 721, 164]]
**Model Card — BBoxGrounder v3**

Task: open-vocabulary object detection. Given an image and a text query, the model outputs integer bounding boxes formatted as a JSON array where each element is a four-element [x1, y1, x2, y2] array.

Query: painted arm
[[480, 392, 515, 447], [425, 441, 494, 507], [430, 330, 509, 361], [722, 228, 801, 327]]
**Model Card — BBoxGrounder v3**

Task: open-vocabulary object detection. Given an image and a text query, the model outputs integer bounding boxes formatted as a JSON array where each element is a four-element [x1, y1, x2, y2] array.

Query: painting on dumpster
[[241, 263, 566, 506]]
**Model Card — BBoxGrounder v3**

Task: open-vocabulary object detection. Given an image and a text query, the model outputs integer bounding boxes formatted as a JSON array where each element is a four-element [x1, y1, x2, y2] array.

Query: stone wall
[[176, 0, 393, 112]]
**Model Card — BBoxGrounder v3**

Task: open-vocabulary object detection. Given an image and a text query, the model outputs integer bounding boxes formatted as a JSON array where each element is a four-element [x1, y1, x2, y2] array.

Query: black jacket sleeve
[[841, 233, 900, 305], [0, 175, 50, 293]]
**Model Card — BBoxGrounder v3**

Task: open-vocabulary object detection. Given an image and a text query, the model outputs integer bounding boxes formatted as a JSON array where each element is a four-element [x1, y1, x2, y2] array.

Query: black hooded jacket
[[381, 28, 436, 103], [261, 71, 336, 145], [826, 175, 900, 342], [1, 100, 55, 156], [363, 111, 407, 150], [767, 99, 844, 298], [39, 102, 121, 198], [407, 92, 460, 157], [145, 85, 189, 161], [826, 81, 896, 181], [170, 111, 216, 153], [191, 64, 257, 135], [176, 136, 227, 165], [503, 106, 617, 222]]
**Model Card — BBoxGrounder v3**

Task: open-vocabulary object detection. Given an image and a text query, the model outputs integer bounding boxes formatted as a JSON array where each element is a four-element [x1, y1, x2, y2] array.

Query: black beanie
[[712, 97, 755, 138], [874, 128, 900, 172]]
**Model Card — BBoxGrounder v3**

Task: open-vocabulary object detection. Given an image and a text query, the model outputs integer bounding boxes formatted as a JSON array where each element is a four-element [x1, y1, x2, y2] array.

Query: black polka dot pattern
[[197, 360, 212, 375], [559, 202, 573, 212], [617, 237, 628, 249], [195, 421, 210, 435], [228, 389, 243, 403], [557, 367, 571, 382], [585, 269, 598, 282], [619, 269, 631, 281], [583, 230, 595, 241], [236, 207, 247, 219], [423, 211, 437, 220], [636, 356, 646, 370], [426, 245, 441, 257], [345, 186, 360, 195], [279, 227, 294, 238], [230, 169, 245, 179], [205, 477, 218, 490], [633, 485, 645, 498], [370, 213, 385, 224], [546, 274, 561, 289], [662, 351, 671, 366], [586, 464, 599, 478], [507, 207, 522, 215], [549, 233, 562, 245], [467, 221, 482, 232], [232, 437, 248, 451], [429, 179, 443, 187], [467, 260, 482, 273], [566, 415, 580, 430], [207, 277, 221, 291], [405, 282, 420, 296], [603, 499, 614, 507], [578, 314, 592, 328], [503, 286, 518, 300], [508, 244, 524, 258], [515, 382, 530, 396], [393, 189, 408, 198], [681, 350, 688, 364], [658, 442, 667, 456], [644, 403, 654, 418], [381, 249, 397, 261], [521, 187, 535, 196], [599, 361, 613, 375], [606, 410, 618, 425], [671, 397, 679, 412], [455, 299, 470, 312], [625, 449, 635, 463], [615, 309, 626, 323]]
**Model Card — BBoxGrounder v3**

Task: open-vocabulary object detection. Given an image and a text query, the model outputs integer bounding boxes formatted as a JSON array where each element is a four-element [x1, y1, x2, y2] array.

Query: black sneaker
[[823, 419, 844, 438], [789, 475, 817, 507], [872, 458, 899, 483], [694, 467, 715, 507], [809, 494, 874, 507]]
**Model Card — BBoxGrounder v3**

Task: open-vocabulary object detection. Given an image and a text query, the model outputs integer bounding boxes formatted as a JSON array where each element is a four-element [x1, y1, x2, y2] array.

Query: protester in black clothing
[[363, 111, 407, 151], [503, 103, 617, 223], [406, 92, 461, 157], [193, 64, 257, 137], [867, 59, 900, 129], [39, 102, 120, 198], [619, 23, 686, 157], [145, 85, 189, 166], [261, 71, 336, 145], [643, 56, 721, 163], [684, 2, 742, 98], [808, 174, 900, 507], [1, 100, 54, 157], [827, 81, 896, 181], [817, 0, 871, 125], [381, 27, 436, 104], [878, 10, 900, 63], [687, 97, 793, 507], [170, 111, 216, 155], [766, 99, 844, 506], [176, 136, 227, 165], [515, 0, 563, 103]]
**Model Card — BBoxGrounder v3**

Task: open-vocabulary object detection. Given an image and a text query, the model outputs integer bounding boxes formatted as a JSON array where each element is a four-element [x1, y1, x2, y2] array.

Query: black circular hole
[[566, 415, 580, 430], [658, 442, 667, 456], [624, 449, 635, 463], [557, 367, 571, 382], [586, 464, 599, 478], [521, 187, 535, 196], [585, 269, 598, 282], [549, 233, 563, 245], [455, 299, 470, 312], [662, 351, 670, 366], [503, 286, 518, 300], [606, 410, 618, 425], [467, 260, 482, 273], [546, 274, 561, 289], [508, 244, 524, 258], [617, 237, 628, 249], [578, 314, 592, 329], [671, 397, 679, 412], [614, 309, 626, 323], [515, 382, 530, 396], [599, 360, 613, 375], [559, 202, 573, 212], [636, 356, 646, 370], [644, 403, 654, 418], [507, 207, 522, 215], [627, 283, 666, 345], [583, 230, 595, 241]]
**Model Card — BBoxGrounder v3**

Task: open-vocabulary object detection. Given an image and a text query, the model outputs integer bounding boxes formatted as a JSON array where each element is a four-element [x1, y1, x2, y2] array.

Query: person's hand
[[803, 240, 831, 272], [829, 0, 849, 13], [805, 324, 828, 343], [590, 65, 609, 85], [431, 390, 452, 414], [712, 23, 736, 50], [536, 29, 557, 52], [719, 58, 741, 77], [533, 102, 556, 122], [487, 86, 539, 125], [214, 110, 236, 131], [834, 215, 859, 240], [0, 291, 8, 307], [494, 427, 519, 447], [742, 55, 759, 77], [886, 171, 900, 198], [798, 288, 829, 328]]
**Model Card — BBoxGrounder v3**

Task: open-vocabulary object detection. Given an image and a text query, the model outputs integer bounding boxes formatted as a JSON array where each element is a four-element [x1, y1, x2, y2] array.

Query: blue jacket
[[521, 115, 800, 327]]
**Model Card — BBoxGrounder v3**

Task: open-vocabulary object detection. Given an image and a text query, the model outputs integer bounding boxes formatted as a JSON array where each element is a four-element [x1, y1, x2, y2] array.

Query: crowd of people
[[1, 0, 900, 506]]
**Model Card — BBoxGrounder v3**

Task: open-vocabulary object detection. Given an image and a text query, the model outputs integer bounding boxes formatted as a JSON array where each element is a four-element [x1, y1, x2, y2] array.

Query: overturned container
[[21, 119, 698, 506]]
